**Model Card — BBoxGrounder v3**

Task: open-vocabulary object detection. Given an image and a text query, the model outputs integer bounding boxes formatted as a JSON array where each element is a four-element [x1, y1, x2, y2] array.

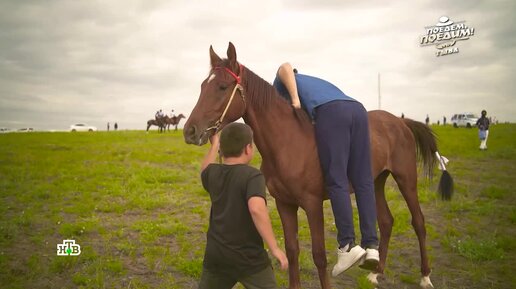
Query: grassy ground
[[0, 124, 514, 289]]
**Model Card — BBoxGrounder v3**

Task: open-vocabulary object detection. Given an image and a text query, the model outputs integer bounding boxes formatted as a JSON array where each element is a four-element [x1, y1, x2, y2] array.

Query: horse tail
[[402, 118, 454, 200]]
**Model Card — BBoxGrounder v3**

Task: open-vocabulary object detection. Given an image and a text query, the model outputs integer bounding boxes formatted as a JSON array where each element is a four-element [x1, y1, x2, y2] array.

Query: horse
[[165, 114, 186, 131], [146, 117, 166, 133], [183, 42, 453, 289]]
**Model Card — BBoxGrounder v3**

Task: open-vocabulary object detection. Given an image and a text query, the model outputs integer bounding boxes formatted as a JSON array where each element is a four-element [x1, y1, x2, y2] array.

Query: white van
[[451, 113, 479, 128]]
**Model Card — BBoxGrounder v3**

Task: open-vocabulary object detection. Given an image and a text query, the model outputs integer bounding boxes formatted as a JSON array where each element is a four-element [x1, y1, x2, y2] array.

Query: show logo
[[420, 16, 475, 57], [57, 239, 81, 256]]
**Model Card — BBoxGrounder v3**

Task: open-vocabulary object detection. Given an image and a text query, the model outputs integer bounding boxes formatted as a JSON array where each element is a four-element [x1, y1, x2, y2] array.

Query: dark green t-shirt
[[201, 163, 271, 276]]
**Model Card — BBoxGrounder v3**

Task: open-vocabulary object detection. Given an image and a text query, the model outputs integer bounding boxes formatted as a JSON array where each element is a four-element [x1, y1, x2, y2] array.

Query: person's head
[[220, 123, 254, 162], [481, 110, 487, 117]]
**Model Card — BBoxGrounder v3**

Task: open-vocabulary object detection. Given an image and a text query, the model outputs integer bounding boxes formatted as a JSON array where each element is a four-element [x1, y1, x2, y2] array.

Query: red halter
[[214, 64, 243, 84], [204, 64, 246, 134]]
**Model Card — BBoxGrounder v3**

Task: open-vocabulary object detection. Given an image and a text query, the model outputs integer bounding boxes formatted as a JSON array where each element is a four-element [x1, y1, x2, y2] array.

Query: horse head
[[177, 114, 185, 119], [183, 42, 246, 146]]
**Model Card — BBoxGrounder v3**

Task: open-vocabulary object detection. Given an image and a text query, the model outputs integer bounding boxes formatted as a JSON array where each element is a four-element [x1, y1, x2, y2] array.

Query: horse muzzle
[[183, 124, 212, 146]]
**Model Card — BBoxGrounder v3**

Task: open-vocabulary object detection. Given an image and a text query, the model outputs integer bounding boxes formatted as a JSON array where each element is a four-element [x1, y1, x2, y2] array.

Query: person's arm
[[200, 133, 220, 172], [248, 196, 289, 270], [277, 62, 301, 109]]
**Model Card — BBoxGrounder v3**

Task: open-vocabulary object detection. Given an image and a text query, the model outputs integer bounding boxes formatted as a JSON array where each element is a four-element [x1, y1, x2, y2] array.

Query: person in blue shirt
[[273, 62, 379, 276], [476, 109, 490, 150]]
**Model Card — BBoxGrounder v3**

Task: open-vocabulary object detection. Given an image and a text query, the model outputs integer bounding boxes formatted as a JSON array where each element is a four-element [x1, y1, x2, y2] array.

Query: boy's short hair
[[220, 123, 253, 158]]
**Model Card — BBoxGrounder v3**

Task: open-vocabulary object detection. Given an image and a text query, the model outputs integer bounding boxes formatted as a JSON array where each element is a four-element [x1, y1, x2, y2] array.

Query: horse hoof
[[367, 272, 379, 285], [420, 276, 434, 288]]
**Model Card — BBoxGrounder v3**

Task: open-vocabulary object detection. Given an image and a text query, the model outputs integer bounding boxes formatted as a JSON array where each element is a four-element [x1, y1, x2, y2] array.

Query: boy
[[199, 123, 288, 289], [273, 63, 379, 276]]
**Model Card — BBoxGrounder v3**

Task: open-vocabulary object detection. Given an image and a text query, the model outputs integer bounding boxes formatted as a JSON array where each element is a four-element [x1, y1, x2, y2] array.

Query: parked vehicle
[[70, 124, 97, 132], [17, 128, 34, 132], [451, 113, 479, 128]]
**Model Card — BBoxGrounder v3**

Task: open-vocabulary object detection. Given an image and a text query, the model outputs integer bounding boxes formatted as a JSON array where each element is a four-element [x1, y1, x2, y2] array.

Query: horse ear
[[227, 42, 239, 72], [210, 45, 222, 68]]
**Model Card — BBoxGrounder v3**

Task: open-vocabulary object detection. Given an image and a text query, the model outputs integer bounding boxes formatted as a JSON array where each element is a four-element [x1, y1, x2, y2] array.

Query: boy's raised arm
[[248, 196, 289, 270], [200, 133, 220, 172]]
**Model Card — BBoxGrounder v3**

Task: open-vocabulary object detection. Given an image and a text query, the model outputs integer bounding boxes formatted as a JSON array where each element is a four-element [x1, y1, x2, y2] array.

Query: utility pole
[[378, 73, 381, 110]]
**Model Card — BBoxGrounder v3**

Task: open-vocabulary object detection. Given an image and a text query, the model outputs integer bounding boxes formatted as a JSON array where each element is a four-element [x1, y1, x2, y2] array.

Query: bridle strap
[[217, 66, 241, 84], [205, 65, 245, 133]]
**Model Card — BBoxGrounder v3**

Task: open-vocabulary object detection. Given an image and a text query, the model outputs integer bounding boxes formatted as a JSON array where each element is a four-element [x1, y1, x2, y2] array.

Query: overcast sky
[[0, 0, 514, 131]]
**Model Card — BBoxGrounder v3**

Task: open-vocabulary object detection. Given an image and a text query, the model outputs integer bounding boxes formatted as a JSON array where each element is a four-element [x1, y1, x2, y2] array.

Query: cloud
[[0, 0, 514, 131]]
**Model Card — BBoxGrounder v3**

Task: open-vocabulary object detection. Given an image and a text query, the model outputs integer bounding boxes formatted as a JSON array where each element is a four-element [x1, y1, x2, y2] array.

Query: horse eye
[[219, 84, 228, 91]]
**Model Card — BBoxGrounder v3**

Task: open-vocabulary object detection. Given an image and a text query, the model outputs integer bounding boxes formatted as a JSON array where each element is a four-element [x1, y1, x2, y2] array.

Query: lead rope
[[204, 65, 245, 134], [203, 66, 245, 163], [204, 83, 243, 133]]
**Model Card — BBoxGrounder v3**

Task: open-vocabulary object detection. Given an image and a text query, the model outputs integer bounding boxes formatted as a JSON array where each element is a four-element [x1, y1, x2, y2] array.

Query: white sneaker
[[359, 247, 379, 271], [332, 244, 366, 276]]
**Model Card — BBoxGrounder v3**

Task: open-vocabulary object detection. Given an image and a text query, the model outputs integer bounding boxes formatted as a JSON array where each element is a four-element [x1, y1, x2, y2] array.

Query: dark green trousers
[[198, 265, 278, 289]]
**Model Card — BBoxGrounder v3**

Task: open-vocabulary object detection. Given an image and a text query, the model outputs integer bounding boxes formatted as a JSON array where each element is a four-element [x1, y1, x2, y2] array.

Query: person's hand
[[209, 132, 220, 146], [271, 247, 289, 270]]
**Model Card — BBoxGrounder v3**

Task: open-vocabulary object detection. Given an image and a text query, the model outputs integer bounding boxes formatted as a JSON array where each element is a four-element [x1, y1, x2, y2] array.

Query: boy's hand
[[209, 131, 220, 145], [201, 131, 220, 172], [271, 247, 289, 270]]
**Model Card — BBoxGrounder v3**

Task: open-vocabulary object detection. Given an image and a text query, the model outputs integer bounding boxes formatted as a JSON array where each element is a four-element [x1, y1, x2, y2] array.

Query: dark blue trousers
[[314, 100, 378, 248]]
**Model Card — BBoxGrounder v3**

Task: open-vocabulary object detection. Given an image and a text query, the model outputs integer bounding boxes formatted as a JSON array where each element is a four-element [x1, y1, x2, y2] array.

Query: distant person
[[476, 110, 490, 150], [107, 122, 110, 131], [437, 120, 440, 126], [443, 116, 447, 126], [401, 113, 405, 119], [198, 123, 288, 289], [114, 122, 118, 131], [425, 114, 430, 126]]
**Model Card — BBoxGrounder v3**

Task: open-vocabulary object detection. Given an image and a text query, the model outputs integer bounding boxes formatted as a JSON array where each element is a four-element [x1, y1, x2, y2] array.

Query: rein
[[204, 64, 246, 133]]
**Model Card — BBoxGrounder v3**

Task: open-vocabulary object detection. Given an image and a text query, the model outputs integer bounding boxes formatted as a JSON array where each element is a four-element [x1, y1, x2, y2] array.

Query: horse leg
[[304, 200, 331, 289], [368, 170, 392, 285], [392, 171, 433, 289], [276, 200, 301, 289]]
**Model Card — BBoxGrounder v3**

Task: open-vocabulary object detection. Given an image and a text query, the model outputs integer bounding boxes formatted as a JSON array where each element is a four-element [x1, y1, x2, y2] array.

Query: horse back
[[367, 110, 417, 178]]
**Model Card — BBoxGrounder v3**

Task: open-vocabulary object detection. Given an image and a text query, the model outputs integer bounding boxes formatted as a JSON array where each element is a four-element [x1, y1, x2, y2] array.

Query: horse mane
[[213, 59, 313, 128], [241, 65, 314, 127]]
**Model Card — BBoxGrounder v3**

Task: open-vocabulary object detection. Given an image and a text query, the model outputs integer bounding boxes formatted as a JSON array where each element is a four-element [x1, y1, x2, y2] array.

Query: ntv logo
[[57, 240, 81, 256], [420, 16, 476, 57]]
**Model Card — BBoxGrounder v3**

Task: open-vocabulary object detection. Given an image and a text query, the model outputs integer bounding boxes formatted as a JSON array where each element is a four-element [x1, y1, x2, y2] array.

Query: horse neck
[[241, 68, 313, 162]]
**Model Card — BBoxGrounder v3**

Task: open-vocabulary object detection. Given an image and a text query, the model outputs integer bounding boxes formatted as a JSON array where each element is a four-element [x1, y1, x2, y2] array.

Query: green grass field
[[1, 124, 515, 289]]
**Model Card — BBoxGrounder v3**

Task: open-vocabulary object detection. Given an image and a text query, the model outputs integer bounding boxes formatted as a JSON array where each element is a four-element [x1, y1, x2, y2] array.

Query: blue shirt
[[273, 73, 356, 119]]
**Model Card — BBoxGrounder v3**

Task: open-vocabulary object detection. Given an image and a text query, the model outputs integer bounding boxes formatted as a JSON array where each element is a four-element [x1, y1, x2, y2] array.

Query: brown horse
[[165, 114, 186, 131], [146, 117, 166, 132], [184, 43, 453, 289]]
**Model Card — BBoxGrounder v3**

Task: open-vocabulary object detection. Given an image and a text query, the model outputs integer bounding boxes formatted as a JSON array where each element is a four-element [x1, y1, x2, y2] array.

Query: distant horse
[[165, 114, 185, 131], [146, 117, 166, 133], [184, 43, 453, 289]]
